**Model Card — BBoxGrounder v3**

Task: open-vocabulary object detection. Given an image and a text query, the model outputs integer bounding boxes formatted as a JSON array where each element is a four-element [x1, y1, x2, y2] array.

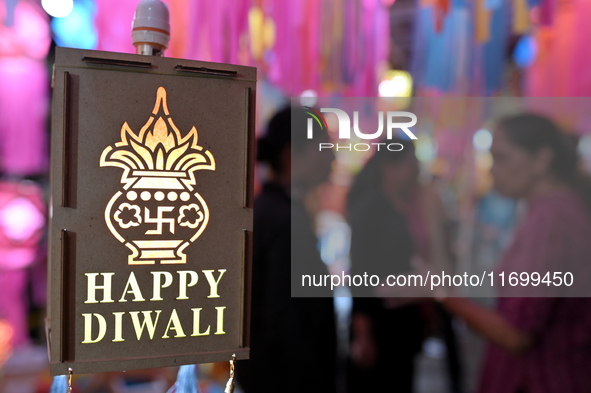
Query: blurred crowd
[[236, 107, 591, 393]]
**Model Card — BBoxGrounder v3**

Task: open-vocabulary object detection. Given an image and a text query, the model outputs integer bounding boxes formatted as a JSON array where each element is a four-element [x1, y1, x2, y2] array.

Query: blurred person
[[237, 107, 337, 393], [346, 141, 462, 393], [438, 114, 591, 393]]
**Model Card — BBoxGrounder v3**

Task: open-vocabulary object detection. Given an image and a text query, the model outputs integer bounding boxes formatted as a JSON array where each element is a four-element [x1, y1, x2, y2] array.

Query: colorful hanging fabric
[[94, 0, 137, 54], [92, 0, 389, 96], [526, 0, 591, 96], [339, 0, 390, 96], [412, 0, 508, 95], [539, 0, 557, 26], [434, 0, 450, 32], [512, 0, 530, 34], [412, 0, 472, 94], [475, 0, 491, 43]]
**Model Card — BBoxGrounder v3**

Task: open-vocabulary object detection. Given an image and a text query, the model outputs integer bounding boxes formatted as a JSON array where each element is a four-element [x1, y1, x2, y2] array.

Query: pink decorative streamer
[[95, 0, 137, 54], [525, 0, 591, 96], [0, 58, 48, 175]]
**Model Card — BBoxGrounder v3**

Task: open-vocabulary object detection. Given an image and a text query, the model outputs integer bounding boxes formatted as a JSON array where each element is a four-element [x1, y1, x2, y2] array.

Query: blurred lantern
[[41, 0, 73, 18], [0, 198, 45, 243], [378, 70, 413, 97], [513, 34, 537, 68], [473, 128, 493, 151], [51, 0, 97, 49]]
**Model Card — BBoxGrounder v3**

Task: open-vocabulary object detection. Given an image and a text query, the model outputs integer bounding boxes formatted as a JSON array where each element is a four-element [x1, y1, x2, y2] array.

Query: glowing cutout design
[[178, 204, 204, 229], [100, 87, 215, 265], [114, 203, 142, 228]]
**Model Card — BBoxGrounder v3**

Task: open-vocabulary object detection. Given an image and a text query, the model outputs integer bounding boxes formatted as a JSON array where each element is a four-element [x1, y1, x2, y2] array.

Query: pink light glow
[[0, 58, 49, 175], [0, 198, 45, 243]]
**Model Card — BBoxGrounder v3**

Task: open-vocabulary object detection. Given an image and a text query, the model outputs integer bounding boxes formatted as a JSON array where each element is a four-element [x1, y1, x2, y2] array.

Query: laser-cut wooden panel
[[48, 47, 255, 375]]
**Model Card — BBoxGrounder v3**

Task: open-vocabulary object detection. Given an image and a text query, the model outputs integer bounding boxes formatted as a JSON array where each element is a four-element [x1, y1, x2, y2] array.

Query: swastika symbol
[[144, 206, 175, 235]]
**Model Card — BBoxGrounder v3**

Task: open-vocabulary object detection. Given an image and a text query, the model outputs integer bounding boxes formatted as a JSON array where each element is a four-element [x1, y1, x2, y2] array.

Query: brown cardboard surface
[[48, 48, 255, 375]]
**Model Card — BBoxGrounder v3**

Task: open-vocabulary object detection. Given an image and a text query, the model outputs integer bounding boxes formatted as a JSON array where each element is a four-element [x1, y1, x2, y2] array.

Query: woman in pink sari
[[442, 114, 591, 393]]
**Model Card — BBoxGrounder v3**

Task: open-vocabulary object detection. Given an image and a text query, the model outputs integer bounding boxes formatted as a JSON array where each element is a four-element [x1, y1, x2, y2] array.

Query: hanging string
[[68, 368, 73, 393], [224, 354, 236, 393]]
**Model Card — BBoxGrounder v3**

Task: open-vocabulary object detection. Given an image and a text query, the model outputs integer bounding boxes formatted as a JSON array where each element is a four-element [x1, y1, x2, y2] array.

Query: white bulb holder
[[132, 0, 170, 56]]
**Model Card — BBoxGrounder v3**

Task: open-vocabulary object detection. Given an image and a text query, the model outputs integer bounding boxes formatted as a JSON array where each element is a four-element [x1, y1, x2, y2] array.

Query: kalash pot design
[[100, 87, 215, 265]]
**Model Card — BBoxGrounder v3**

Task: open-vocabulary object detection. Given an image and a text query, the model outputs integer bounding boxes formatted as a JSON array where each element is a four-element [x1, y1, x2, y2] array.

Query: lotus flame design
[[100, 86, 215, 190]]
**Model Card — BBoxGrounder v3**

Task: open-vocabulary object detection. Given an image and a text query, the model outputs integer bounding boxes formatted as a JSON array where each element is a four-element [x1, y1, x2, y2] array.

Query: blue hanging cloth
[[49, 375, 68, 393], [167, 364, 199, 393]]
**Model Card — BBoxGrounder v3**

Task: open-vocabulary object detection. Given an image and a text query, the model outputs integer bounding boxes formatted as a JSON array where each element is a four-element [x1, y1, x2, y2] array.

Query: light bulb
[[42, 0, 74, 18]]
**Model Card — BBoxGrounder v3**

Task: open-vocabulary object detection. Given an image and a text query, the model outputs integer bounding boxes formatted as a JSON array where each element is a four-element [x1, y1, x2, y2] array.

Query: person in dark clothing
[[237, 107, 337, 393], [346, 142, 425, 393], [347, 141, 463, 393]]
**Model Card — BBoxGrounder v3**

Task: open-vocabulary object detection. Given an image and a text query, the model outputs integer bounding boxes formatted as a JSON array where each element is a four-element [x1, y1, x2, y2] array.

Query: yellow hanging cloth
[[475, 0, 491, 43], [513, 0, 531, 34]]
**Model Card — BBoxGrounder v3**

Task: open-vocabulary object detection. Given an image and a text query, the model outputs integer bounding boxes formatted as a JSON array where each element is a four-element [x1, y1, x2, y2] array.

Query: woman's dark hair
[[346, 139, 415, 216], [257, 106, 327, 173], [498, 113, 591, 213], [257, 106, 291, 172]]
